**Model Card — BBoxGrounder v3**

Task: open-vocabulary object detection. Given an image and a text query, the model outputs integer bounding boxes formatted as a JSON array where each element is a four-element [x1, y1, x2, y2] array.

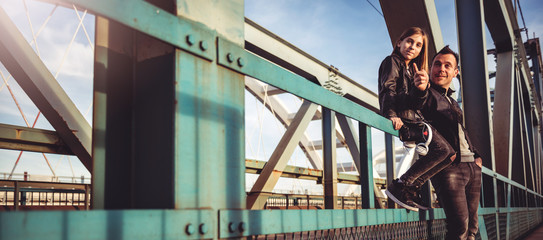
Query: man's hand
[[475, 157, 482, 168], [390, 117, 404, 130], [413, 63, 429, 91]]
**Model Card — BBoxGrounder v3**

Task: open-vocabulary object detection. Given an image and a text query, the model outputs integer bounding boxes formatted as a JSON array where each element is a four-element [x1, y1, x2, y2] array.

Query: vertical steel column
[[322, 108, 338, 209], [174, 0, 245, 212], [385, 133, 396, 208], [359, 124, 375, 209], [493, 51, 515, 179], [93, 0, 176, 209], [455, 0, 497, 209]]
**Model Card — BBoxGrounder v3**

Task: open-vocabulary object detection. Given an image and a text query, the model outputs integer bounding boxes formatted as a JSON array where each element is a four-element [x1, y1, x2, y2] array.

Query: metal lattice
[[249, 220, 448, 240]]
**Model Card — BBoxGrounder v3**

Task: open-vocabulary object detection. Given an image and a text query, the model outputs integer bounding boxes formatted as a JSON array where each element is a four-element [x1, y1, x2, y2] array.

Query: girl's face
[[397, 34, 424, 63]]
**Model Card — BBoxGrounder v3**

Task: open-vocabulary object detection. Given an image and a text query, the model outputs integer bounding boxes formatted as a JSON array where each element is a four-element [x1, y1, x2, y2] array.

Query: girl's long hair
[[392, 27, 428, 72]]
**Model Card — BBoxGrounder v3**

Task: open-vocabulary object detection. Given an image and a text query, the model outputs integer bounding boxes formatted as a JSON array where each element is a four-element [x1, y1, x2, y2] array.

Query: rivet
[[199, 223, 208, 234], [199, 41, 208, 51], [237, 57, 245, 67], [186, 35, 195, 46], [185, 224, 195, 235], [228, 222, 237, 233], [226, 53, 234, 63], [238, 222, 246, 232], [156, 9, 160, 14]]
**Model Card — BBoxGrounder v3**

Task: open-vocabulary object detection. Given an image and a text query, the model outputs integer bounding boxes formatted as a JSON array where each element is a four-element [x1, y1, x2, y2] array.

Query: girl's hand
[[390, 117, 404, 130], [413, 63, 429, 91]]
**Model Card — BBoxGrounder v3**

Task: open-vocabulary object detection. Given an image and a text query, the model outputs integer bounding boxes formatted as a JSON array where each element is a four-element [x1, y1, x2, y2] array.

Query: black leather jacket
[[378, 54, 428, 122], [421, 84, 480, 161]]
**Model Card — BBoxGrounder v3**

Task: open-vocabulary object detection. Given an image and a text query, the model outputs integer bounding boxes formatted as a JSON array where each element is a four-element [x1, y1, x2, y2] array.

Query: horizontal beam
[[482, 166, 543, 198], [218, 38, 397, 135], [0, 209, 215, 239], [0, 123, 73, 155], [245, 159, 386, 186], [0, 180, 87, 190]]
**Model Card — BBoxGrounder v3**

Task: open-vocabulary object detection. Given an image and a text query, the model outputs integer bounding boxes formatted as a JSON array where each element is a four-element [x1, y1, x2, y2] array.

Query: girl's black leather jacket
[[378, 54, 428, 122]]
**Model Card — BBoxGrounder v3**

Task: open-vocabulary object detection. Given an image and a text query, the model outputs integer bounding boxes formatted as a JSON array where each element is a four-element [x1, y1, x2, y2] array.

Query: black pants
[[400, 125, 456, 188], [432, 162, 482, 240]]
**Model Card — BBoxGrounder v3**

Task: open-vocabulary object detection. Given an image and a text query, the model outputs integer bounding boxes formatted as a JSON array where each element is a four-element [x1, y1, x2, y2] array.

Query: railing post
[[14, 181, 19, 211], [322, 107, 338, 209], [359, 124, 375, 209], [385, 133, 396, 208]]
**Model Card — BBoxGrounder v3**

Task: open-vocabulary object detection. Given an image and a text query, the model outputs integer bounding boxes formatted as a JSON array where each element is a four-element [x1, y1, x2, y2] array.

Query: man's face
[[430, 53, 459, 89]]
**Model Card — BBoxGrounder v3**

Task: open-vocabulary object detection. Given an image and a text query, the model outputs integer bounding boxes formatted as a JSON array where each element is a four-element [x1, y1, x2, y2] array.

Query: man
[[422, 46, 483, 240]]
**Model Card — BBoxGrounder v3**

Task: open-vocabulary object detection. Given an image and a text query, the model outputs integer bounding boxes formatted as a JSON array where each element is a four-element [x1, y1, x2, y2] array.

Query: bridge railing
[[0, 0, 541, 239]]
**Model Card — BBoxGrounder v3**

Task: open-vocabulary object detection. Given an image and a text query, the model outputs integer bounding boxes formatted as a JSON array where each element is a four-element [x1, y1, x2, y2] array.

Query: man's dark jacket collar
[[431, 84, 455, 97]]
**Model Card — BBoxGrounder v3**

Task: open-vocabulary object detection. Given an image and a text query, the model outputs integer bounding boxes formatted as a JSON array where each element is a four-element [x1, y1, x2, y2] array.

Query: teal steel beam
[[217, 38, 397, 136], [481, 167, 543, 199], [0, 209, 215, 239], [0, 123, 73, 155], [359, 124, 375, 209], [322, 108, 338, 209]]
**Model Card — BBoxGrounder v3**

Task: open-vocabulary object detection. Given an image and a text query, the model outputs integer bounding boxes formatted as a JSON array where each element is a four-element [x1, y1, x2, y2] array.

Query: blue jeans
[[432, 162, 482, 240], [400, 125, 456, 188]]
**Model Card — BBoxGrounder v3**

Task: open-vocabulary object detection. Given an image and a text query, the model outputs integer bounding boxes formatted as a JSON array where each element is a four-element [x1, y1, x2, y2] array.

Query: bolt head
[[226, 53, 234, 63], [185, 224, 195, 235], [186, 35, 195, 46], [238, 222, 246, 232], [228, 222, 236, 233], [199, 41, 208, 51], [237, 57, 245, 67]]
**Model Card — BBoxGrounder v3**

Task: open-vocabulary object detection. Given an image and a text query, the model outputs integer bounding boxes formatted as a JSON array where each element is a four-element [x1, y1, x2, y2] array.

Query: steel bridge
[[0, 0, 542, 239]]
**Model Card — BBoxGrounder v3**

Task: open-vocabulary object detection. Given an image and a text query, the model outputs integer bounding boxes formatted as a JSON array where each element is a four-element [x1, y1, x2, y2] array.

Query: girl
[[378, 27, 456, 211]]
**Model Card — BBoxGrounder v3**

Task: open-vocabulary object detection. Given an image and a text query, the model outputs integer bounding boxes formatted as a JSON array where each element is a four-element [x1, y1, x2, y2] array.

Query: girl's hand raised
[[413, 63, 429, 91]]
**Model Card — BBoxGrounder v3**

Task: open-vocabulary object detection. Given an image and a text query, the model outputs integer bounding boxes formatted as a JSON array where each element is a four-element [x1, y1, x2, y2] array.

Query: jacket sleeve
[[409, 81, 429, 110], [378, 56, 399, 118]]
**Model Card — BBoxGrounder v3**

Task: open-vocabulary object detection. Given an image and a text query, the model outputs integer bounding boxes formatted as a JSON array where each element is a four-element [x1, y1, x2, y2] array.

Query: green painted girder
[[217, 38, 397, 135], [0, 209, 215, 240]]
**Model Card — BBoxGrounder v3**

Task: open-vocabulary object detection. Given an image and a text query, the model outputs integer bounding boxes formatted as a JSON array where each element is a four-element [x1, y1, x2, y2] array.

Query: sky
[[0, 0, 542, 189]]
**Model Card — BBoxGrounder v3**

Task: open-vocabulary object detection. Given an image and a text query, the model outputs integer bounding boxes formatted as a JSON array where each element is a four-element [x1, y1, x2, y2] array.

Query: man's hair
[[432, 45, 459, 68]]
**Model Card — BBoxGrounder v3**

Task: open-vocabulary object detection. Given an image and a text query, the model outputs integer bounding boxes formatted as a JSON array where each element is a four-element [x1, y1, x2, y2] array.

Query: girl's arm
[[378, 56, 401, 119]]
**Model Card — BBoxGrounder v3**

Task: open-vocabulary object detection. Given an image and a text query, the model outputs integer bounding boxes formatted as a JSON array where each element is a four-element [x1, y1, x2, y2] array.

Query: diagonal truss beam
[[245, 77, 323, 169], [247, 101, 319, 209], [0, 7, 92, 170]]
